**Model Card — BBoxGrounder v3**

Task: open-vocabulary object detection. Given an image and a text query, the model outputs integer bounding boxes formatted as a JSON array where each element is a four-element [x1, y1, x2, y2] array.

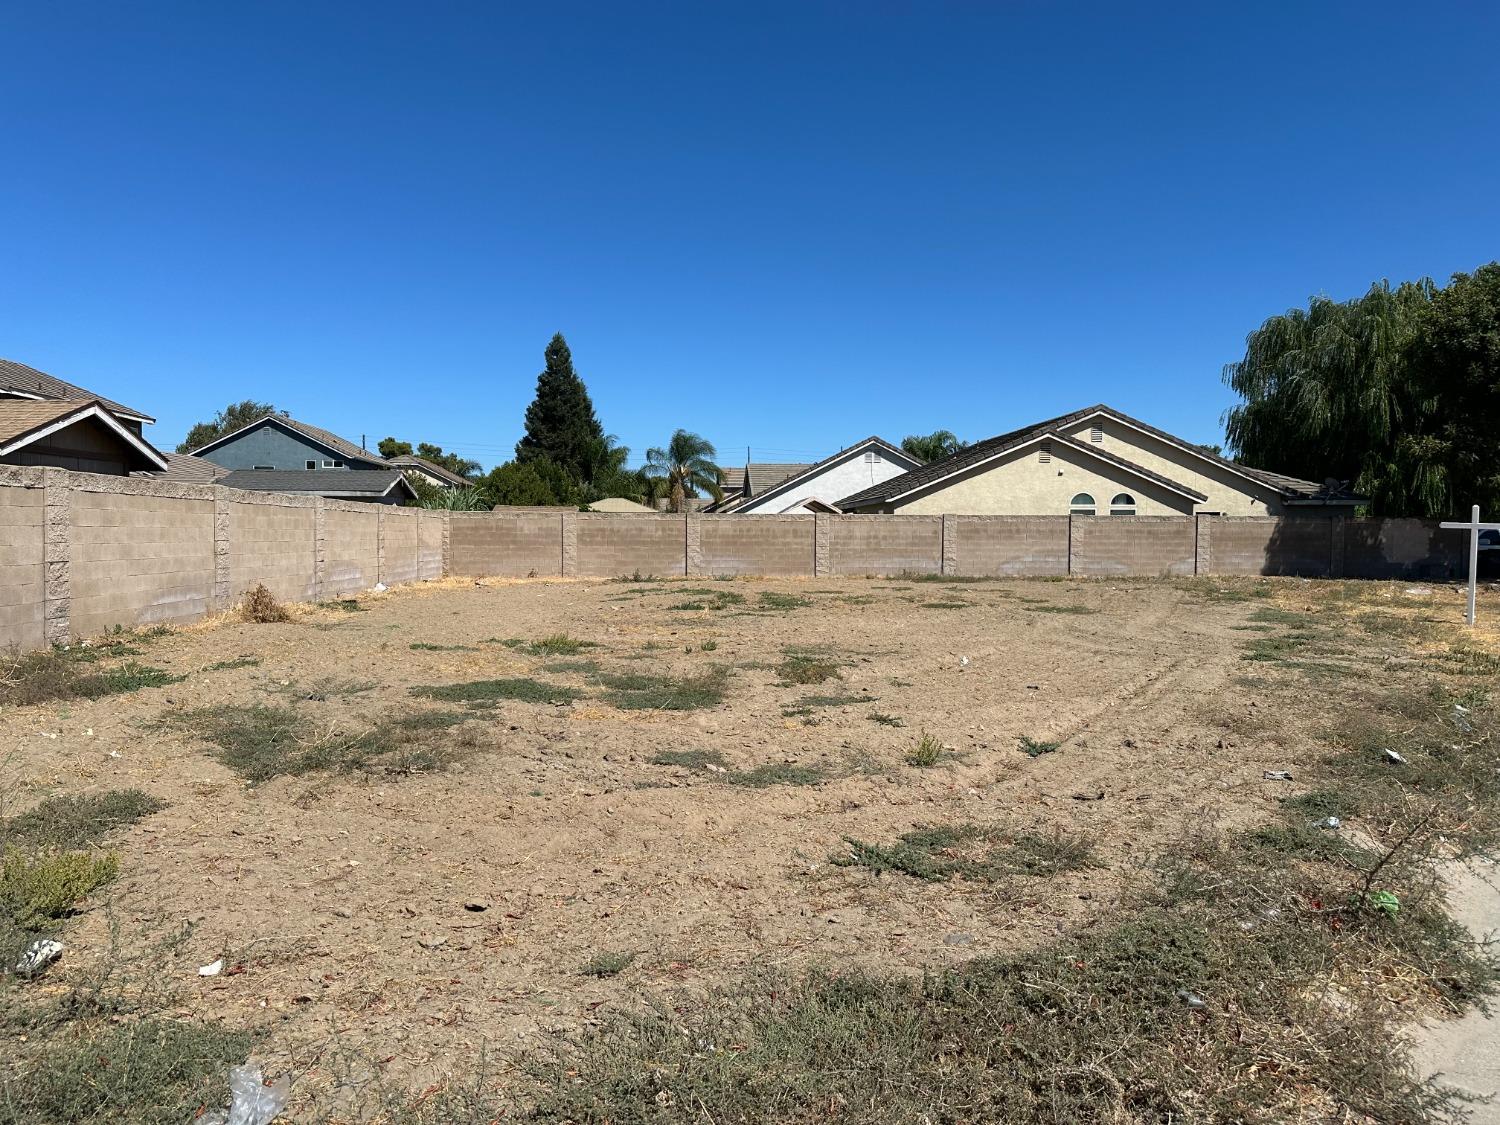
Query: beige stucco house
[[837, 405, 1362, 517]]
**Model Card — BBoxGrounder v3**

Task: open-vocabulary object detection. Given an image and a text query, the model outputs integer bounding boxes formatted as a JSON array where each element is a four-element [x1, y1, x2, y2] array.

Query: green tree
[[1222, 278, 1437, 513], [482, 458, 581, 507], [515, 334, 605, 481], [379, 437, 479, 478], [1407, 263, 1500, 516], [900, 430, 965, 463], [643, 430, 721, 513], [178, 401, 279, 454]]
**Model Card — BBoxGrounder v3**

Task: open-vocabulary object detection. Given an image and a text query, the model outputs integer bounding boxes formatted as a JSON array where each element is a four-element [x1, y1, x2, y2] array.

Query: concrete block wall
[[948, 516, 1069, 577], [0, 465, 1481, 653], [827, 514, 943, 576], [0, 466, 454, 650], [1071, 516, 1196, 577], [323, 503, 381, 597], [0, 471, 46, 651], [1203, 516, 1335, 577], [228, 497, 318, 605], [1344, 518, 1465, 580], [69, 487, 217, 638], [575, 513, 687, 577], [450, 511, 562, 577], [698, 515, 815, 576]]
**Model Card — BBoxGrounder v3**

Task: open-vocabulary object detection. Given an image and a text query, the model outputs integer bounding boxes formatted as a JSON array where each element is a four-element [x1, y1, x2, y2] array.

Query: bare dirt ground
[[5, 573, 1494, 1112]]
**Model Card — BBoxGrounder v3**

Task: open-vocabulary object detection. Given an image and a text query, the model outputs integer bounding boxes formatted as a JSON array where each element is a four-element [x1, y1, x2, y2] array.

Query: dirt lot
[[4, 573, 1493, 1111]]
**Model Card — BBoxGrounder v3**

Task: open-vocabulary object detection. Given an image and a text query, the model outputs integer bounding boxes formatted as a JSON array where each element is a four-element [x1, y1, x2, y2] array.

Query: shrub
[[907, 732, 944, 767], [599, 668, 728, 711], [1, 848, 119, 929], [3, 790, 164, 852], [412, 679, 584, 706], [238, 583, 291, 624], [579, 951, 635, 978]]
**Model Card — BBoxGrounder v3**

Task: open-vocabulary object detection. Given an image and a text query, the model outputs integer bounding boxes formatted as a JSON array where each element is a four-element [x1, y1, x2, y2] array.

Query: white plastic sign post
[[1439, 505, 1500, 626]]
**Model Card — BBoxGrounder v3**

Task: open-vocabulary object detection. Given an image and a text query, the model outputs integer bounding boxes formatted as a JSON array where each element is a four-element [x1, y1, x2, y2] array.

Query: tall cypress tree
[[515, 333, 604, 479]]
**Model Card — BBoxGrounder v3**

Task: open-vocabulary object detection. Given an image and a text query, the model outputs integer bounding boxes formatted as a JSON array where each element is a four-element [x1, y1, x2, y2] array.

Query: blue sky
[[1, 3, 1495, 470]]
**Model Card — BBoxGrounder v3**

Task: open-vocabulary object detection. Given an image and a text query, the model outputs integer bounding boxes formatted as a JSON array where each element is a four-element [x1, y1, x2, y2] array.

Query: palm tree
[[643, 430, 722, 513], [901, 430, 965, 463]]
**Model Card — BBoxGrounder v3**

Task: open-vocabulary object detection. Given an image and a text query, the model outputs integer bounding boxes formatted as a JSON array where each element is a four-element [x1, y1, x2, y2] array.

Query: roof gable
[[0, 400, 169, 472], [189, 414, 386, 466], [738, 436, 922, 512], [218, 468, 414, 498], [386, 454, 471, 488], [837, 404, 1360, 510]]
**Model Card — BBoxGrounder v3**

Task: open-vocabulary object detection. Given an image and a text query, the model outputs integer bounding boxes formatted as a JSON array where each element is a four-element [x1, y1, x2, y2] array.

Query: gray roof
[[219, 468, 414, 498], [838, 405, 1362, 510], [0, 357, 154, 422], [720, 462, 814, 498], [729, 436, 917, 513], [190, 414, 386, 466], [386, 454, 471, 487], [135, 452, 230, 483]]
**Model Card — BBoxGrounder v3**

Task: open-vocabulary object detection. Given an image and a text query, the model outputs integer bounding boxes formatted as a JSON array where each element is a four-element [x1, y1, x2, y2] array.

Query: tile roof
[[0, 357, 154, 422], [134, 452, 230, 483], [837, 404, 1361, 509], [190, 414, 387, 465], [386, 454, 471, 487], [219, 468, 413, 497], [588, 496, 656, 513]]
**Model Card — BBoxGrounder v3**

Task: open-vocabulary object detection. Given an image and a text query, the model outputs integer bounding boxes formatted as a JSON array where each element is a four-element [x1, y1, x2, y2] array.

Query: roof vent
[[1038, 440, 1052, 464], [1090, 426, 1103, 443]]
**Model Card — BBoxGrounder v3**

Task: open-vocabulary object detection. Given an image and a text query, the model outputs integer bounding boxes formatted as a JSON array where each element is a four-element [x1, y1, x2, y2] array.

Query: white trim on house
[[0, 403, 170, 471], [736, 436, 921, 514], [877, 431, 1206, 507], [1072, 408, 1283, 501]]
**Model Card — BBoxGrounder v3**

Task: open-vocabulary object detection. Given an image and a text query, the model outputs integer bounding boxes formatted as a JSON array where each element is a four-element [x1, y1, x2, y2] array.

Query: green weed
[[3, 790, 164, 852]]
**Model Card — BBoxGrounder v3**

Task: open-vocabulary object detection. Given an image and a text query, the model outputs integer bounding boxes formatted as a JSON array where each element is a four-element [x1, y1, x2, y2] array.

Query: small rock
[[464, 901, 489, 913], [1176, 989, 1207, 1010], [418, 934, 449, 950], [943, 932, 974, 946], [333, 906, 353, 918]]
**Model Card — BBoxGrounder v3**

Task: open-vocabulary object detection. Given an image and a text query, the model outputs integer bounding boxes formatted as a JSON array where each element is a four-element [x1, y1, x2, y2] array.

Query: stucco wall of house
[[1058, 416, 1284, 516], [197, 421, 382, 471], [889, 441, 1197, 516], [739, 447, 922, 514]]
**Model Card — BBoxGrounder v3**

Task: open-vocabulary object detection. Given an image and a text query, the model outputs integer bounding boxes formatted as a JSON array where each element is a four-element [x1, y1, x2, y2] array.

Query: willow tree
[[643, 430, 721, 513], [1222, 278, 1437, 514]]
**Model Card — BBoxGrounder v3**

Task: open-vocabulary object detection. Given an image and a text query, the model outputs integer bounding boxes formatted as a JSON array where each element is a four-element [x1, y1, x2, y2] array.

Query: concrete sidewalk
[[1411, 862, 1500, 1122]]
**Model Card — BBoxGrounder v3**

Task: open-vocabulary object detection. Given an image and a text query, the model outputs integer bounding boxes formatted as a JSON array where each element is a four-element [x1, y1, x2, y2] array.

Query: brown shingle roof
[[0, 400, 169, 471], [0, 400, 92, 444], [0, 357, 154, 422]]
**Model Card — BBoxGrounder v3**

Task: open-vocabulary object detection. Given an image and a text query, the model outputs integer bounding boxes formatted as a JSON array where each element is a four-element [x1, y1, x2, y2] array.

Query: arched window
[[1069, 492, 1096, 515], [1110, 493, 1136, 515]]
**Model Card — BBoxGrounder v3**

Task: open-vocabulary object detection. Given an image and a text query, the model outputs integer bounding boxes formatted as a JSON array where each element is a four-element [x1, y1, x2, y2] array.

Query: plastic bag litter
[[1262, 770, 1294, 781], [200, 1063, 289, 1125], [1383, 749, 1407, 765], [15, 938, 62, 976]]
